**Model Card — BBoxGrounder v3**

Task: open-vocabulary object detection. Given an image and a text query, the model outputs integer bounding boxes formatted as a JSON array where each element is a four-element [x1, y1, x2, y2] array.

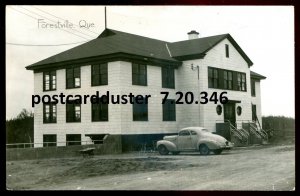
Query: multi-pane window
[[92, 101, 108, 121], [208, 67, 219, 88], [224, 71, 233, 90], [225, 44, 229, 58], [162, 67, 175, 89], [66, 101, 81, 122], [92, 63, 108, 86], [251, 79, 256, 97], [66, 134, 81, 146], [132, 63, 147, 86], [162, 99, 176, 121], [43, 134, 57, 147], [237, 73, 246, 91], [66, 67, 80, 88], [43, 103, 57, 123], [208, 67, 246, 92], [43, 71, 56, 91], [133, 96, 148, 121]]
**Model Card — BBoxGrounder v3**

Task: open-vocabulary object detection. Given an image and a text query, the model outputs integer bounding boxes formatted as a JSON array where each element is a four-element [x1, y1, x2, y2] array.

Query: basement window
[[43, 134, 57, 147], [66, 134, 81, 146]]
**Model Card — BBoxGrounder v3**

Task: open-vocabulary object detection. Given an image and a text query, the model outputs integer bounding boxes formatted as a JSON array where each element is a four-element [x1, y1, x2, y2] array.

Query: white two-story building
[[26, 28, 266, 150]]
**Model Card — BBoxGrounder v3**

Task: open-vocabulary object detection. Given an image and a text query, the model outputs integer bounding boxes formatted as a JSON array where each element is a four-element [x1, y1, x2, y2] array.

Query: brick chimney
[[187, 30, 199, 40]]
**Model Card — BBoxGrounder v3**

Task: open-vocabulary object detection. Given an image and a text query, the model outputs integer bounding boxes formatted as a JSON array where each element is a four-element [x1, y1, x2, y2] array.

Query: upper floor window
[[43, 103, 57, 123], [162, 99, 176, 121], [133, 96, 148, 121], [208, 67, 219, 88], [225, 44, 229, 58], [92, 63, 108, 86], [208, 66, 247, 92], [237, 73, 246, 91], [132, 63, 147, 86], [251, 79, 256, 97], [66, 67, 80, 89], [224, 70, 233, 90], [66, 101, 81, 122], [162, 66, 175, 89], [43, 71, 56, 91]]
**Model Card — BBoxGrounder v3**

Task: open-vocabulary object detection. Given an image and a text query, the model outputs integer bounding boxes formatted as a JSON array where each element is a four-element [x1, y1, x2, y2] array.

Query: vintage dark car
[[156, 127, 234, 155]]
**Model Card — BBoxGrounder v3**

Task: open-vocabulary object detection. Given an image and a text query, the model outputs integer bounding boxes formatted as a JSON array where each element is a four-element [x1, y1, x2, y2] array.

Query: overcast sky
[[6, 5, 294, 119]]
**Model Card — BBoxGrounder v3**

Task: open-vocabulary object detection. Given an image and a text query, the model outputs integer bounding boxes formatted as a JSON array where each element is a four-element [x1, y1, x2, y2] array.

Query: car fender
[[157, 140, 177, 152], [197, 139, 221, 150]]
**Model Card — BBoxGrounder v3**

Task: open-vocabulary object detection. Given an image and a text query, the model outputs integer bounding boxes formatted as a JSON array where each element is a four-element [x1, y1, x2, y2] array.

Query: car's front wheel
[[158, 145, 169, 155], [213, 149, 222, 155], [199, 144, 210, 155]]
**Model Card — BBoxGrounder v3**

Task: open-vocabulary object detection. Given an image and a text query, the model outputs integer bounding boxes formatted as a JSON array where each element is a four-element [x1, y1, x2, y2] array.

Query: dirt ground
[[6, 144, 295, 190]]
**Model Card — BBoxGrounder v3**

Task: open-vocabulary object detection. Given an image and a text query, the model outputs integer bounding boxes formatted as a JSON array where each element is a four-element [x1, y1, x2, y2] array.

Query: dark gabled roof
[[168, 34, 253, 66], [26, 28, 254, 70], [250, 71, 266, 80], [26, 29, 179, 70], [168, 34, 228, 58]]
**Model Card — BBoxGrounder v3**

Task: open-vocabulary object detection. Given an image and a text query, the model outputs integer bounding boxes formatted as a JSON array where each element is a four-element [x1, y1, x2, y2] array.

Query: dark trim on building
[[27, 52, 182, 72]]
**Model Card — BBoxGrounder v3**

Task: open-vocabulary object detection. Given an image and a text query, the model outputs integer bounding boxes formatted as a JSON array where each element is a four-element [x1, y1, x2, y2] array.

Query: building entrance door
[[224, 103, 236, 127]]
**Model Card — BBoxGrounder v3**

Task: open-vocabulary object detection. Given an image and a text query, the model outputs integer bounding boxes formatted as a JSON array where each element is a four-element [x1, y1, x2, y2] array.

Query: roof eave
[[26, 52, 182, 72]]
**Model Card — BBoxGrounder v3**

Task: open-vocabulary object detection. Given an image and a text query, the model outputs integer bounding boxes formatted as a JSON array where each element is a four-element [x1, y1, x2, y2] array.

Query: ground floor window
[[43, 134, 57, 147], [162, 99, 176, 121], [66, 134, 81, 146]]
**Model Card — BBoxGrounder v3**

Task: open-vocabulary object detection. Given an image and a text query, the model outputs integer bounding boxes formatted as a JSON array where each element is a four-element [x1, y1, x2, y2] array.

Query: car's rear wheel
[[172, 151, 180, 155], [213, 149, 222, 155], [158, 145, 169, 155], [199, 144, 210, 155]]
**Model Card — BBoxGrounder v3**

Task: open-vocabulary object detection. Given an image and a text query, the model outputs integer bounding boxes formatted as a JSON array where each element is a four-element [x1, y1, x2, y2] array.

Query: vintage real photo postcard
[[6, 5, 295, 190]]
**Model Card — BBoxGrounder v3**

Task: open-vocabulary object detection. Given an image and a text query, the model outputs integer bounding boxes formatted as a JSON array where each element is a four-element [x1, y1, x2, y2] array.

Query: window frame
[[66, 100, 81, 122], [43, 71, 56, 91], [91, 101, 109, 122], [225, 44, 229, 58], [43, 134, 57, 147], [43, 103, 57, 123], [162, 66, 175, 89], [91, 63, 108, 86], [251, 79, 256, 97], [66, 134, 81, 146], [132, 63, 147, 86], [208, 66, 247, 92], [133, 96, 148, 121], [66, 67, 81, 89], [162, 99, 176, 121], [208, 67, 219, 88]]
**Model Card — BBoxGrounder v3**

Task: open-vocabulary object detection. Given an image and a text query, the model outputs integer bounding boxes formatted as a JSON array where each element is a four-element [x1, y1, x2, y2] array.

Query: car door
[[177, 130, 193, 150], [190, 130, 199, 149]]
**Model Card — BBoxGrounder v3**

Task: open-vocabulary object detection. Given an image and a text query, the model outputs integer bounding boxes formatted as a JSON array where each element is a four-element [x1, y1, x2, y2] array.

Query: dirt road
[[6, 144, 295, 190]]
